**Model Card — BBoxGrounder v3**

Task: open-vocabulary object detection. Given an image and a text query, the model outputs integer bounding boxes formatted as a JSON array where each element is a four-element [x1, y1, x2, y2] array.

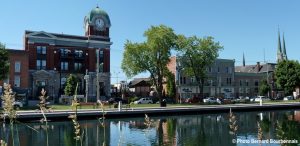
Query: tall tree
[[0, 42, 9, 80], [122, 25, 177, 105], [166, 71, 176, 99], [64, 74, 79, 96], [275, 60, 300, 95], [176, 35, 223, 98], [258, 79, 270, 96]]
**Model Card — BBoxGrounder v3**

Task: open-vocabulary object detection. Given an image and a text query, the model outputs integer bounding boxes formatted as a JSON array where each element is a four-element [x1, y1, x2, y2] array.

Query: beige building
[[235, 62, 276, 97], [167, 56, 235, 99]]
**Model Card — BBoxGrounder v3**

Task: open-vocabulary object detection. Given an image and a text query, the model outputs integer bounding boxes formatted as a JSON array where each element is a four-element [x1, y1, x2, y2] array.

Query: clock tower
[[84, 6, 111, 37]]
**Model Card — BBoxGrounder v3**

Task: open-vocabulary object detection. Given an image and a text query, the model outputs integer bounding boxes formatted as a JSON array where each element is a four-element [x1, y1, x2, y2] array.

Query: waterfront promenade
[[15, 102, 300, 122]]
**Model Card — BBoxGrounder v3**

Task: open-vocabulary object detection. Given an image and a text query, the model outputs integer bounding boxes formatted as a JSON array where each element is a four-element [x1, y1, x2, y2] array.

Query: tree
[[176, 35, 223, 98], [0, 42, 9, 80], [122, 25, 177, 105], [275, 60, 300, 95], [258, 79, 270, 96], [166, 71, 176, 99], [64, 74, 78, 96]]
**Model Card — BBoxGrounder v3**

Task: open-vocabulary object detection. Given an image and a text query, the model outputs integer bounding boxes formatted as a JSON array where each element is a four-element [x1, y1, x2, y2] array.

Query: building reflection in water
[[0, 110, 300, 146]]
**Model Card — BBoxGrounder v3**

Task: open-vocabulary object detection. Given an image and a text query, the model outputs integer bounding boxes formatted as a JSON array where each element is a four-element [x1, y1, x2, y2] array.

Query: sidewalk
[[14, 102, 300, 122]]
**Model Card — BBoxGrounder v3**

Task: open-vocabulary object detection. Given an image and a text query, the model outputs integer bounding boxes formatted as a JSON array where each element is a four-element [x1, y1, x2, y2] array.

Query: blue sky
[[1, 0, 300, 84]]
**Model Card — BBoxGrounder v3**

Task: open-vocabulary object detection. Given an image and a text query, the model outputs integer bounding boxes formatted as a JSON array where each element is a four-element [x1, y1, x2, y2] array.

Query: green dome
[[85, 6, 111, 27]]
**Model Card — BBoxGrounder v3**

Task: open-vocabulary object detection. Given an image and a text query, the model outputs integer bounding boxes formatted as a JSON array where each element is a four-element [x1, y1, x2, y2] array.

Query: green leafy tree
[[275, 60, 300, 95], [0, 42, 9, 80], [122, 25, 178, 104], [176, 35, 223, 98], [166, 71, 176, 98], [258, 79, 271, 96], [64, 74, 78, 96]]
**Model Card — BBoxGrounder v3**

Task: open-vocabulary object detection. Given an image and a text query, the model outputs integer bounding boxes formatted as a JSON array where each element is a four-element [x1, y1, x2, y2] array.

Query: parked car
[[216, 98, 223, 104], [108, 97, 128, 104], [222, 98, 233, 104], [234, 97, 250, 103], [134, 98, 153, 104], [249, 96, 256, 102], [283, 96, 294, 101], [186, 96, 202, 103], [156, 98, 176, 104], [254, 96, 270, 102], [203, 97, 218, 104], [1, 100, 24, 109]]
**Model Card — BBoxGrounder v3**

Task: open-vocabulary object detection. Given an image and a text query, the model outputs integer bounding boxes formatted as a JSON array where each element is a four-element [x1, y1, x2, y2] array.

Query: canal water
[[0, 110, 300, 146]]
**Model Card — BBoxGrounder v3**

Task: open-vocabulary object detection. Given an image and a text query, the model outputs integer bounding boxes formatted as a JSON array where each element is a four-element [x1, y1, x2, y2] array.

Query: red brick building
[[0, 49, 29, 88], [23, 6, 112, 101], [0, 49, 29, 98], [0, 6, 112, 102]]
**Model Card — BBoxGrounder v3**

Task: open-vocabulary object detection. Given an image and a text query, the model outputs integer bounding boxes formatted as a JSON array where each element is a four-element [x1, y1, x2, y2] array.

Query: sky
[[1, 0, 300, 84]]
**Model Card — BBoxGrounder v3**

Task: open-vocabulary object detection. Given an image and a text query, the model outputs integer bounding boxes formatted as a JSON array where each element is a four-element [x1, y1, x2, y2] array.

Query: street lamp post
[[84, 69, 89, 103], [96, 48, 100, 102], [54, 49, 62, 103], [177, 61, 183, 104]]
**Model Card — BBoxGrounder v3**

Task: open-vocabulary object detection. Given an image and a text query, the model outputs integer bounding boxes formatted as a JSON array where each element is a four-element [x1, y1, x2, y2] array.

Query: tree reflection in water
[[276, 114, 300, 146], [0, 110, 300, 146]]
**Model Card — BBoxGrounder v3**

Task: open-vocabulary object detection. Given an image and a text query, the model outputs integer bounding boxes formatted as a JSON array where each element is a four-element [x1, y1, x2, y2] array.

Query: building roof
[[128, 78, 151, 87], [7, 49, 26, 53], [215, 58, 235, 62], [85, 6, 111, 27], [25, 30, 110, 42], [235, 62, 276, 73], [25, 30, 112, 48]]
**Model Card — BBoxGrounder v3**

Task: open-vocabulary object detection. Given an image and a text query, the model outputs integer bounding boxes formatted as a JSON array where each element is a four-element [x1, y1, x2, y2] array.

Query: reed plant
[[38, 88, 51, 146], [229, 108, 238, 136], [257, 121, 263, 141], [144, 114, 155, 129], [275, 120, 284, 140], [96, 100, 107, 146], [1, 84, 17, 123], [1, 84, 38, 146], [1, 84, 17, 146], [0, 140, 7, 146], [68, 83, 83, 146], [98, 101, 106, 127]]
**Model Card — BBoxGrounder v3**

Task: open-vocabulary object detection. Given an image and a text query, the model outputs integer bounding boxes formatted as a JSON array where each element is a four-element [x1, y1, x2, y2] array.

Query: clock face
[[95, 18, 105, 30]]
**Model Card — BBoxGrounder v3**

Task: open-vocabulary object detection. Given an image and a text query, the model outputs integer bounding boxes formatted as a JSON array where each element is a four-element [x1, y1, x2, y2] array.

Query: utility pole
[[114, 71, 120, 84], [114, 71, 120, 96], [266, 60, 270, 98]]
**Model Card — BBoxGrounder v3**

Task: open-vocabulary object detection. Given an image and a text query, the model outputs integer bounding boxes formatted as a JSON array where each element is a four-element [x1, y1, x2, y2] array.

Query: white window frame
[[15, 61, 21, 73], [61, 62, 69, 71], [14, 75, 20, 87], [37, 46, 47, 54], [37, 59, 47, 70]]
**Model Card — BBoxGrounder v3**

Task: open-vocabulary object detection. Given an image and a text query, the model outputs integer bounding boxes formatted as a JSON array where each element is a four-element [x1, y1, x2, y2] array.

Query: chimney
[[256, 62, 260, 72]]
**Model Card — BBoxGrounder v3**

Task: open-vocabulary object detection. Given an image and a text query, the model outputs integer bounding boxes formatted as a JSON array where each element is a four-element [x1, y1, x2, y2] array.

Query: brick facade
[[0, 49, 29, 89], [2, 6, 113, 101]]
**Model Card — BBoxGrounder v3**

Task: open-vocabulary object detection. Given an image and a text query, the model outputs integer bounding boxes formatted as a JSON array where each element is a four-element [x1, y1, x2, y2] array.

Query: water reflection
[[0, 110, 299, 146]]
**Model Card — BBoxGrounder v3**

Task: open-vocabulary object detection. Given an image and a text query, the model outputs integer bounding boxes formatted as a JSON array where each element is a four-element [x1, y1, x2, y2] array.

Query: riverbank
[[14, 102, 300, 122]]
